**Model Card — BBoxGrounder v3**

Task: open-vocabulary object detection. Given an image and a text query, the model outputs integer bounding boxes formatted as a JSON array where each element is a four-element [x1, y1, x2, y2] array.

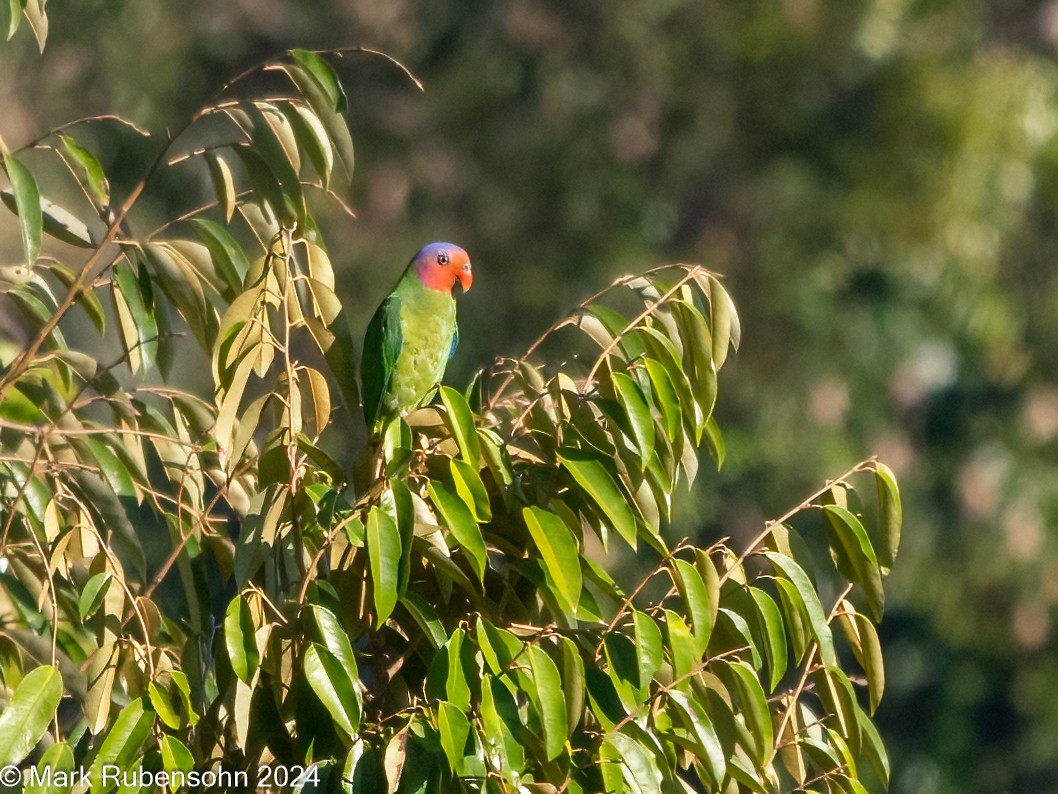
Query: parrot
[[361, 242, 473, 437]]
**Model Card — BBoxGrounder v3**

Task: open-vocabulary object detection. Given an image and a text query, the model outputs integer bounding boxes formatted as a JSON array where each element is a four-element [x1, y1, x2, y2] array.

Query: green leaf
[[383, 477, 415, 595], [714, 606, 762, 670], [4, 153, 41, 266], [6, 0, 23, 40], [873, 461, 902, 574], [822, 504, 885, 621], [612, 371, 655, 467], [856, 705, 891, 787], [279, 63, 354, 184], [479, 674, 525, 778], [763, 551, 837, 667], [671, 558, 717, 657], [89, 698, 154, 793], [160, 735, 194, 781], [282, 101, 335, 189], [604, 633, 647, 707], [667, 690, 726, 787], [527, 644, 568, 761], [192, 218, 250, 295], [723, 659, 773, 767], [111, 259, 158, 374], [428, 481, 486, 584], [663, 609, 697, 679], [402, 592, 447, 649], [0, 665, 62, 766], [224, 593, 259, 683], [366, 507, 401, 624], [558, 636, 586, 736], [309, 605, 361, 690], [147, 680, 182, 730], [749, 586, 788, 692], [476, 616, 522, 676], [1, 191, 93, 248], [59, 135, 109, 207], [643, 357, 681, 441], [22, 0, 44, 51], [290, 49, 348, 112], [522, 506, 582, 616], [703, 415, 725, 468], [706, 274, 739, 367], [813, 665, 860, 747], [25, 741, 74, 794], [843, 609, 884, 714], [673, 299, 718, 423], [439, 385, 481, 464], [205, 151, 237, 223], [632, 610, 664, 688], [144, 242, 216, 350], [558, 448, 638, 549], [437, 700, 471, 775], [78, 571, 112, 621], [85, 437, 136, 498], [450, 457, 492, 522], [441, 628, 472, 710], [602, 732, 663, 794], [245, 104, 305, 224], [303, 643, 361, 739]]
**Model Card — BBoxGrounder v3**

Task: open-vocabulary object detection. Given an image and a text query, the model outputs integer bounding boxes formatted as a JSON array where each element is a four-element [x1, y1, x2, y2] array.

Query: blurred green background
[[3, 1, 1058, 791]]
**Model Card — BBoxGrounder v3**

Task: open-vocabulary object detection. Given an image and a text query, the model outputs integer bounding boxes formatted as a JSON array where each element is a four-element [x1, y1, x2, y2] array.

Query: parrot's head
[[411, 242, 473, 295]]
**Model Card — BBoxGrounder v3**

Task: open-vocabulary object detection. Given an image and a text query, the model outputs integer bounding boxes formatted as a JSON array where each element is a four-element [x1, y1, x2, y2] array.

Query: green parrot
[[361, 242, 473, 436]]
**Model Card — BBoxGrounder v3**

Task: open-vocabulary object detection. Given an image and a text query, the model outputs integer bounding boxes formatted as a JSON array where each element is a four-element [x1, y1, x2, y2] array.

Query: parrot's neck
[[397, 268, 456, 308]]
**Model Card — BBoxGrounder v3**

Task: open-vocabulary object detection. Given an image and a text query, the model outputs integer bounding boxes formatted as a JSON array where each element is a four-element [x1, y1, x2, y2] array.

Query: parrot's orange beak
[[454, 261, 472, 294]]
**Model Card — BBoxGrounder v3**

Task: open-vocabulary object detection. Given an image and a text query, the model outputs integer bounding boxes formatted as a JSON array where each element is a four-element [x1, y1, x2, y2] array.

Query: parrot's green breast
[[385, 273, 457, 414]]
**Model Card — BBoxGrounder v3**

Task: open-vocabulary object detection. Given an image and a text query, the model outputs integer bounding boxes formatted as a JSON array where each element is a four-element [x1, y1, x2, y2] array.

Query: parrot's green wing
[[361, 293, 403, 435]]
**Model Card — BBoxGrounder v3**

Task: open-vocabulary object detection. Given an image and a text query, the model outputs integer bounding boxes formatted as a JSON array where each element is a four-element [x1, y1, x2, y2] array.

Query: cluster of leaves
[[0, 31, 902, 794]]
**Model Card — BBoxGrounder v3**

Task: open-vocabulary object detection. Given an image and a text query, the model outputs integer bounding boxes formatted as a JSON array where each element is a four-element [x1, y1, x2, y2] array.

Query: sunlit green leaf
[[224, 593, 259, 683], [671, 558, 717, 657], [0, 665, 62, 766], [839, 607, 885, 714], [612, 371, 655, 467], [749, 586, 787, 692], [526, 644, 568, 761], [722, 659, 773, 767], [366, 507, 401, 624], [558, 448, 638, 549], [25, 741, 73, 794], [522, 505, 582, 616], [303, 643, 360, 739], [428, 481, 486, 584], [668, 690, 726, 787], [763, 551, 837, 667], [822, 504, 884, 621], [437, 700, 470, 775], [160, 735, 194, 783], [439, 385, 481, 464], [89, 698, 154, 791], [58, 135, 109, 207], [632, 610, 663, 688], [3, 153, 41, 266], [450, 457, 491, 523], [873, 461, 902, 574], [290, 49, 347, 113], [192, 218, 250, 295], [602, 732, 663, 794], [78, 571, 112, 621]]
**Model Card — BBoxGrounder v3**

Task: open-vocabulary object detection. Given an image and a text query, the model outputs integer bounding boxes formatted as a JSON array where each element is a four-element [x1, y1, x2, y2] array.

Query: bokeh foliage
[[0, 7, 907, 793]]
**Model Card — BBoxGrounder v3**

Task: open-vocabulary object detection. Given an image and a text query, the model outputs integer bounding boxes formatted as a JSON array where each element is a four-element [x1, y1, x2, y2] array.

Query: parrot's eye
[[436, 252, 450, 266]]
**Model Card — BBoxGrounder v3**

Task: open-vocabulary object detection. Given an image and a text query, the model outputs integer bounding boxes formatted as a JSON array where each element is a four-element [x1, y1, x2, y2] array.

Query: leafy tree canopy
[[0, 8, 901, 792]]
